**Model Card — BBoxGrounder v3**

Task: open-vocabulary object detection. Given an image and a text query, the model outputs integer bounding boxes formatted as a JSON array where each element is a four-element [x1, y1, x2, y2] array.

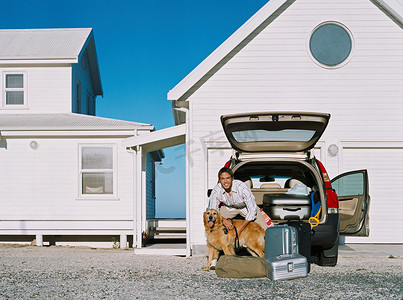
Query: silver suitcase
[[265, 226, 298, 258], [266, 253, 308, 280], [263, 194, 311, 220]]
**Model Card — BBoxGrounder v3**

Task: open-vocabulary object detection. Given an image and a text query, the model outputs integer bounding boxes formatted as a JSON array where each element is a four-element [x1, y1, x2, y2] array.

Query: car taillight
[[317, 160, 339, 212], [224, 160, 231, 168]]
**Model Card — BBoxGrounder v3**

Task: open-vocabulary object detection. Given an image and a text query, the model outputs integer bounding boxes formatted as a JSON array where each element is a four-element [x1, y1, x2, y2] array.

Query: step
[[153, 234, 186, 239], [148, 219, 186, 228], [153, 227, 186, 233], [134, 243, 186, 256]]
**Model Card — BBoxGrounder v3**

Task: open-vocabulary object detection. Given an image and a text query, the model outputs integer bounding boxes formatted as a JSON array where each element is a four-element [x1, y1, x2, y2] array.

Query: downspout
[[131, 147, 138, 248], [127, 129, 142, 250], [172, 106, 191, 257], [136, 145, 143, 248]]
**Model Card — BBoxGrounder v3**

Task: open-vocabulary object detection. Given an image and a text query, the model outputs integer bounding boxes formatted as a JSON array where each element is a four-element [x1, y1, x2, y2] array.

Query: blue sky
[[3, 0, 268, 217]]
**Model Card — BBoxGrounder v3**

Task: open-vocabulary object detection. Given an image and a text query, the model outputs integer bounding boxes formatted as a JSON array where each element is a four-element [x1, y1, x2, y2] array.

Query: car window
[[232, 129, 316, 143], [250, 176, 289, 188], [332, 173, 364, 196]]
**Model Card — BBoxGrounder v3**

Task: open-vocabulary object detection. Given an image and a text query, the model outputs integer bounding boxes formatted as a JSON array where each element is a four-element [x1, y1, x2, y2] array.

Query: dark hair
[[218, 167, 234, 179]]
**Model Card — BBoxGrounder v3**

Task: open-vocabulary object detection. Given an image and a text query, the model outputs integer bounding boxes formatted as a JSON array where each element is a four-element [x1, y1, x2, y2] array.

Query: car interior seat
[[285, 179, 304, 189], [244, 178, 253, 188], [260, 183, 282, 189]]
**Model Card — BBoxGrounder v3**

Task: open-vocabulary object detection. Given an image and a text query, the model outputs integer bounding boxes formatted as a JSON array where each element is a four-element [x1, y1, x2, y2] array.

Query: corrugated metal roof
[[0, 28, 92, 59], [0, 113, 154, 131]]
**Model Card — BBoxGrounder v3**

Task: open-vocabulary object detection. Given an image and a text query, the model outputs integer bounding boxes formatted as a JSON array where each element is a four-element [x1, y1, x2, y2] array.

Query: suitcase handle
[[283, 207, 301, 212]]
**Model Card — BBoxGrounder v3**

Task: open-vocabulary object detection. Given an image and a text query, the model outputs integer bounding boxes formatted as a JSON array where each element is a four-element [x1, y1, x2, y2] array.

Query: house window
[[4, 73, 26, 106], [79, 146, 115, 197], [309, 22, 353, 68]]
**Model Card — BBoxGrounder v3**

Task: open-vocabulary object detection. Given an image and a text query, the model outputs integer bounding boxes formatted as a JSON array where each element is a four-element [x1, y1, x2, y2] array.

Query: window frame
[[2, 70, 28, 109], [77, 144, 119, 200]]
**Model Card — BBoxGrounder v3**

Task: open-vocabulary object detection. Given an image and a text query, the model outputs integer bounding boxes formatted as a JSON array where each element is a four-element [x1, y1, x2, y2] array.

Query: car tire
[[318, 238, 339, 267]]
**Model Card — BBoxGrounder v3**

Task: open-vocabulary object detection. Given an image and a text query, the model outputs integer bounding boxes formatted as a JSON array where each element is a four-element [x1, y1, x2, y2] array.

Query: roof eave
[[371, 0, 403, 27], [0, 126, 154, 131], [0, 58, 78, 64]]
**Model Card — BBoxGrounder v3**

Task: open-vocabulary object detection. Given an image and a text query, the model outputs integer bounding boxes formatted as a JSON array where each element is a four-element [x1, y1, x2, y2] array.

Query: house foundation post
[[35, 234, 43, 247], [120, 234, 127, 249]]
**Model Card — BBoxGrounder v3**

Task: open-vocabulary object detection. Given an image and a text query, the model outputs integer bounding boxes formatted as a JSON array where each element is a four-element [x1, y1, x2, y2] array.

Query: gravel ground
[[0, 244, 402, 300]]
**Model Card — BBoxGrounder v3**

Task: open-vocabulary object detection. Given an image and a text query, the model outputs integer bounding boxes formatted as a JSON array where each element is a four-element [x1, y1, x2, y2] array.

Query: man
[[208, 167, 269, 233], [207, 167, 269, 269]]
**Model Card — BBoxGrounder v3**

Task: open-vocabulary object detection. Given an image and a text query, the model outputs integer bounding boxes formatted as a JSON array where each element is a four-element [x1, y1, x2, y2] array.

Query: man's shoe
[[210, 259, 217, 270]]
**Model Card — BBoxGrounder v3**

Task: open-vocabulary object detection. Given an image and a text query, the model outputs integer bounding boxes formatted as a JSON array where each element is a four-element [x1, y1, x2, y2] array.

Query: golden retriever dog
[[202, 208, 265, 270]]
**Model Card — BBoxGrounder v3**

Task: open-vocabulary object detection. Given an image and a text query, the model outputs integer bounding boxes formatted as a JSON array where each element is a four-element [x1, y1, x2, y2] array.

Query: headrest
[[289, 179, 303, 189], [260, 183, 281, 189], [244, 179, 253, 188]]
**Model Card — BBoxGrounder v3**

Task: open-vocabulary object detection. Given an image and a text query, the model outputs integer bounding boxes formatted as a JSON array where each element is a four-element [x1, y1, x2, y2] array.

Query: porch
[[134, 218, 186, 255], [122, 124, 189, 255]]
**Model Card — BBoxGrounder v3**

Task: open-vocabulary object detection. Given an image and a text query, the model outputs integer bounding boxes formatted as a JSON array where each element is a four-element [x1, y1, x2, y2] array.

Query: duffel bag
[[215, 255, 266, 278]]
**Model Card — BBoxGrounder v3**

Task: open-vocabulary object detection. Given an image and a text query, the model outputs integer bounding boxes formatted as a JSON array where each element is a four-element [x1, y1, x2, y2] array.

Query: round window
[[309, 22, 353, 68]]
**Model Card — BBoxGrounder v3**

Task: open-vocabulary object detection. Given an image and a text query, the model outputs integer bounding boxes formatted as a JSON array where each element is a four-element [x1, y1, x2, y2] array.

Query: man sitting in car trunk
[[207, 167, 269, 269]]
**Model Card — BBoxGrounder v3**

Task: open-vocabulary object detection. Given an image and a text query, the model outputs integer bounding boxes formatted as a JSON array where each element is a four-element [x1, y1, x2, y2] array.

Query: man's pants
[[219, 206, 269, 230]]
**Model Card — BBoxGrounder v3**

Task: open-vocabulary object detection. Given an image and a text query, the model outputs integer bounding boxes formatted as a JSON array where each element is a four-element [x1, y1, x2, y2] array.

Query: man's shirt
[[208, 179, 257, 221]]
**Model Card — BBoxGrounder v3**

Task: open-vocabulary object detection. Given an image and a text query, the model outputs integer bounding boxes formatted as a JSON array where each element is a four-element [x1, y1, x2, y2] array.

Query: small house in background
[[0, 28, 163, 247]]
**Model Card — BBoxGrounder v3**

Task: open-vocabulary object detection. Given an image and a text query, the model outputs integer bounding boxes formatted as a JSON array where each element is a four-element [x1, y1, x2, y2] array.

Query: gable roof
[[0, 28, 91, 60], [0, 113, 154, 131], [167, 0, 403, 103], [0, 28, 103, 96]]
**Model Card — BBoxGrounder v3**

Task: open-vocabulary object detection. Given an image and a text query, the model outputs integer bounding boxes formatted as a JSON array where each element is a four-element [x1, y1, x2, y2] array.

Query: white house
[[0, 28, 163, 248], [124, 0, 403, 256]]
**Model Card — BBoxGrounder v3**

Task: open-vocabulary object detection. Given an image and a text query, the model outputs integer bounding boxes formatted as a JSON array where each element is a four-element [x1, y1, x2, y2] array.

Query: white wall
[[341, 144, 403, 243], [72, 51, 96, 115], [0, 64, 72, 114], [186, 0, 403, 248], [0, 135, 135, 235]]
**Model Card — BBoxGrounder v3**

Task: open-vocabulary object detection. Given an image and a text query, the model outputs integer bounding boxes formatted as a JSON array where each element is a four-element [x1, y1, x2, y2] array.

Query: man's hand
[[236, 220, 250, 236], [222, 218, 234, 231]]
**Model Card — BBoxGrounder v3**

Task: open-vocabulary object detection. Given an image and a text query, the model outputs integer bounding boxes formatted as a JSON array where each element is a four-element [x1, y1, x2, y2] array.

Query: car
[[219, 111, 370, 266]]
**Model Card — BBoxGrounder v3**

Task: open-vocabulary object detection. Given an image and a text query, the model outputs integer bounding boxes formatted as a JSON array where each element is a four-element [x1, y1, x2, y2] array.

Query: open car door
[[331, 170, 370, 236]]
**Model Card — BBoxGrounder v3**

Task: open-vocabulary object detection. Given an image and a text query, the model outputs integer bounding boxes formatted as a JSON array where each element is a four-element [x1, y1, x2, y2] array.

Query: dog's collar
[[208, 226, 229, 235], [208, 224, 227, 233]]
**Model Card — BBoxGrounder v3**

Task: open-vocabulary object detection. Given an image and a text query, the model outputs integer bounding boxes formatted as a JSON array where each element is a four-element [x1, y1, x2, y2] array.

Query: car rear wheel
[[318, 238, 339, 267]]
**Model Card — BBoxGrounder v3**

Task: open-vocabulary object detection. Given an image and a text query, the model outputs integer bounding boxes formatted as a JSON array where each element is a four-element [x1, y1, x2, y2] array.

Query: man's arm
[[242, 184, 258, 222], [236, 219, 250, 235], [234, 181, 257, 235], [209, 187, 234, 230], [207, 186, 220, 210]]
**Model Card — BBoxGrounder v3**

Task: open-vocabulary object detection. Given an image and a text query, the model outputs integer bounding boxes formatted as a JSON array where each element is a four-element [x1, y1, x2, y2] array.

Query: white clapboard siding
[[186, 0, 403, 246], [72, 54, 95, 114], [341, 145, 403, 243], [0, 66, 72, 114], [0, 137, 135, 224], [0, 220, 133, 235], [189, 146, 232, 244]]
